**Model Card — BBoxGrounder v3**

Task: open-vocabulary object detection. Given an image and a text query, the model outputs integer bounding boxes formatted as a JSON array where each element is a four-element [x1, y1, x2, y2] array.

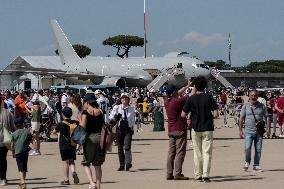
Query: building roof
[[4, 56, 66, 73]]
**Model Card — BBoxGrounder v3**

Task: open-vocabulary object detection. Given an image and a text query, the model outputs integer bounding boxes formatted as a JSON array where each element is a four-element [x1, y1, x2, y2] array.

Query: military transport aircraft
[[50, 19, 211, 89]]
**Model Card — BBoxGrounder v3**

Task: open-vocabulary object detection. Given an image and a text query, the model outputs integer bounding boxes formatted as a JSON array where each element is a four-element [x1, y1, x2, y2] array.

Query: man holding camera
[[109, 93, 135, 171], [239, 90, 267, 172], [164, 81, 192, 180]]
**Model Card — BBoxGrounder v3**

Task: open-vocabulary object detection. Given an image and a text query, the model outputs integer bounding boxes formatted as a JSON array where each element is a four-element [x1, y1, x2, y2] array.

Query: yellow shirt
[[142, 102, 149, 113]]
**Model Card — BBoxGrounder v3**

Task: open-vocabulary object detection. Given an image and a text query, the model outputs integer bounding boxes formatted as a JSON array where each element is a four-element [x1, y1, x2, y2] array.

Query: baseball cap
[[94, 90, 102, 95], [166, 84, 178, 96], [62, 107, 72, 118], [120, 92, 130, 98]]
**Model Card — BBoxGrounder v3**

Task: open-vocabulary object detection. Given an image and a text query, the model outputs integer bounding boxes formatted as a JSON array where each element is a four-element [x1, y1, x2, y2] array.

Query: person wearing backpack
[[11, 117, 33, 189], [54, 107, 79, 185]]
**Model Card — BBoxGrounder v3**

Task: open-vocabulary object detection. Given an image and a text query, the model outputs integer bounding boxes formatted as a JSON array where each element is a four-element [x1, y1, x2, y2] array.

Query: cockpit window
[[200, 64, 209, 70], [192, 63, 197, 68], [193, 64, 209, 70]]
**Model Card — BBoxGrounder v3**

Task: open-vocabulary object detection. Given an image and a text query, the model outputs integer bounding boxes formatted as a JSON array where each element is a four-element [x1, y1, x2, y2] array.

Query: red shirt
[[164, 95, 188, 133], [275, 97, 284, 111], [220, 92, 227, 104]]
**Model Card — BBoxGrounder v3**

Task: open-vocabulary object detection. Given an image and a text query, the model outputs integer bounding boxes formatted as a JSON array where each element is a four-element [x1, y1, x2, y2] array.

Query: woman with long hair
[[0, 99, 15, 186], [79, 94, 105, 189], [68, 93, 83, 154], [68, 93, 82, 122]]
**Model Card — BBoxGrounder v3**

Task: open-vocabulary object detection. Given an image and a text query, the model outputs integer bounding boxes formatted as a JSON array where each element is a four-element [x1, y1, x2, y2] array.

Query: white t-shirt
[[97, 96, 110, 123], [97, 97, 109, 112], [153, 99, 160, 107], [41, 95, 49, 115], [109, 104, 135, 128]]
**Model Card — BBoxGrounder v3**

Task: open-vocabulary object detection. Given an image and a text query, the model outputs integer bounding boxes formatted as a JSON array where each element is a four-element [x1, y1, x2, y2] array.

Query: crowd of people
[[0, 79, 284, 188]]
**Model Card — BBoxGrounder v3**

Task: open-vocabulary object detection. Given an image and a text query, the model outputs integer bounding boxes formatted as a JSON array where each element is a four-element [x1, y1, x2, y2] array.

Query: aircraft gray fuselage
[[66, 56, 210, 87], [51, 19, 211, 88]]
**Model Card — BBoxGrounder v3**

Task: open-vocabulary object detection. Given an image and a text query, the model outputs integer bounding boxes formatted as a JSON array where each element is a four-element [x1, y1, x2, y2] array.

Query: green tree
[[55, 44, 91, 58], [246, 60, 284, 73], [102, 35, 144, 58]]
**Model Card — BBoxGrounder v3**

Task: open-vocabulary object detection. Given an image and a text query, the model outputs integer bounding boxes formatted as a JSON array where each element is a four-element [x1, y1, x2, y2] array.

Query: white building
[[0, 56, 93, 90]]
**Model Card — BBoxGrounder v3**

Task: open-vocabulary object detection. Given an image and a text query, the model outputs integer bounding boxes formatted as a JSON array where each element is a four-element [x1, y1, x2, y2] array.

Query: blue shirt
[[240, 101, 267, 133]]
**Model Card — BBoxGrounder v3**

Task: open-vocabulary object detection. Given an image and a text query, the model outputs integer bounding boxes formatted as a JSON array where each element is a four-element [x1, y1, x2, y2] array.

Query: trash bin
[[153, 110, 165, 131]]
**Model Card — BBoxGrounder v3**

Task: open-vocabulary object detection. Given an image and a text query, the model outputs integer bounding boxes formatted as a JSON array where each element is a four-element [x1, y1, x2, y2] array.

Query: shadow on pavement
[[211, 175, 263, 182], [134, 143, 152, 146], [32, 186, 68, 189], [133, 138, 242, 141], [7, 181, 58, 186], [8, 177, 47, 182], [265, 169, 284, 172], [107, 151, 142, 155], [129, 168, 164, 172], [80, 181, 119, 185]]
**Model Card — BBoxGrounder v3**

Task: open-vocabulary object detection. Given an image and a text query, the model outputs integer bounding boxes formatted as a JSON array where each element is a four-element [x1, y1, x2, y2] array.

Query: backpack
[[62, 120, 78, 146]]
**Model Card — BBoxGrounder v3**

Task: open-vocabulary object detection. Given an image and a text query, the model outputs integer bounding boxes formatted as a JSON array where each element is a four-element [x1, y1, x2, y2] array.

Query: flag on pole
[[144, 0, 146, 32], [144, 0, 147, 58]]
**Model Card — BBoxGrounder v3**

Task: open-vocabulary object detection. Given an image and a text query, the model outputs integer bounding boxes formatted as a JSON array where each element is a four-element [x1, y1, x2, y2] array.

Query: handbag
[[250, 106, 266, 136], [2, 127, 12, 150], [100, 124, 114, 151], [71, 125, 86, 145]]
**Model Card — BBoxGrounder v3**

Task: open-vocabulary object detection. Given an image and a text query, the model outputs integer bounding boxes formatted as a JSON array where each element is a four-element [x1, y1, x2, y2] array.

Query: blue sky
[[1, 0, 284, 69]]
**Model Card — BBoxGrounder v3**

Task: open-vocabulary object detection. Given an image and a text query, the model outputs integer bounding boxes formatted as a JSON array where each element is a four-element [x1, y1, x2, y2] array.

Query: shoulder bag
[[100, 124, 114, 151], [250, 106, 266, 136], [71, 124, 86, 145], [0, 126, 12, 150]]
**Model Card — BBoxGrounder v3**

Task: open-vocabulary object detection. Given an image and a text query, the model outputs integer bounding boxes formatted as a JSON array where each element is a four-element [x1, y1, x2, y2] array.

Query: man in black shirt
[[181, 76, 219, 183]]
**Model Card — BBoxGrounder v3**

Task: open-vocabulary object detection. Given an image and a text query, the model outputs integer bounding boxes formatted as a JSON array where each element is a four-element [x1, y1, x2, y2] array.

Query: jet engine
[[100, 77, 126, 89]]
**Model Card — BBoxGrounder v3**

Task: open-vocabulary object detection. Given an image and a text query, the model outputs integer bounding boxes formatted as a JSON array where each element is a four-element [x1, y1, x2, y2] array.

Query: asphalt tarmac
[[4, 115, 284, 189]]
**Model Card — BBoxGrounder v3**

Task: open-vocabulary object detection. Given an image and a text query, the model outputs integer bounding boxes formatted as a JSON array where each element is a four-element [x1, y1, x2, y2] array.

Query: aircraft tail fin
[[50, 19, 81, 65]]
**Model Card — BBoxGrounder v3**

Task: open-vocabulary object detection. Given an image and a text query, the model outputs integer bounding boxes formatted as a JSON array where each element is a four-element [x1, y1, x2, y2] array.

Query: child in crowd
[[135, 104, 143, 133], [54, 107, 79, 185], [11, 118, 33, 189], [26, 99, 41, 156]]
